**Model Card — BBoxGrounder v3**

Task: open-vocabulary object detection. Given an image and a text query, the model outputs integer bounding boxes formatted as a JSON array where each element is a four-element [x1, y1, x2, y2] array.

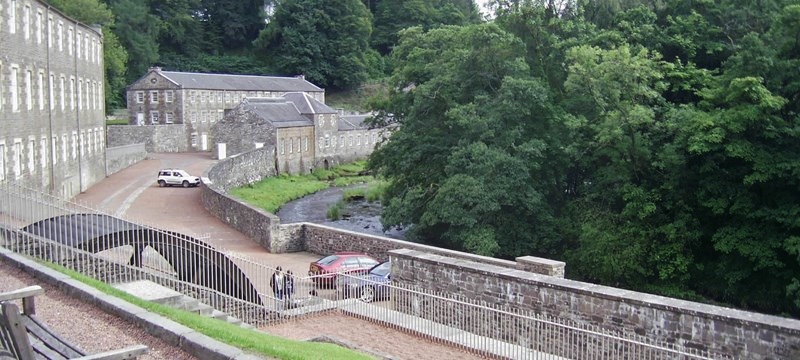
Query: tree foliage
[[371, 0, 800, 316], [254, 0, 373, 90]]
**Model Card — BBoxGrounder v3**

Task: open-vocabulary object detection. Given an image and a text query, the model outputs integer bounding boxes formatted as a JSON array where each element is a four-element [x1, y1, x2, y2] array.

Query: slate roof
[[282, 92, 337, 114], [243, 98, 313, 128], [338, 114, 372, 131], [159, 71, 324, 92]]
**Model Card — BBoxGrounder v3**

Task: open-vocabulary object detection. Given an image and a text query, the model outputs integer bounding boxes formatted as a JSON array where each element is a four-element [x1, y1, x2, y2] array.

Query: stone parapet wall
[[388, 248, 800, 360], [105, 143, 146, 176], [515, 256, 565, 278], [107, 125, 188, 153]]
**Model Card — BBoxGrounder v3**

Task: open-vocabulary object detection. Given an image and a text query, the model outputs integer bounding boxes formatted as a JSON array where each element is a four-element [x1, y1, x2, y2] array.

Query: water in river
[[276, 186, 407, 240]]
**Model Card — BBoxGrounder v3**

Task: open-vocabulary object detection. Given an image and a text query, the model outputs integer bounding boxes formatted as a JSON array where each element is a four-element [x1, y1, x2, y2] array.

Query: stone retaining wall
[[388, 248, 800, 360], [107, 125, 188, 153], [105, 143, 146, 176], [201, 147, 281, 251]]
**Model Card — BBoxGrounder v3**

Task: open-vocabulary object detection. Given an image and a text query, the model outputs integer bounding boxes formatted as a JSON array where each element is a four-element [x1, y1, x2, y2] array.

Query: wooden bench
[[0, 286, 148, 360]]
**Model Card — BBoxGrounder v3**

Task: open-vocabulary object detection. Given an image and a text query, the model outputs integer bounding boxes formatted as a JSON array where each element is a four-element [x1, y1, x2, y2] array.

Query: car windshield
[[369, 261, 390, 276], [316, 255, 339, 266]]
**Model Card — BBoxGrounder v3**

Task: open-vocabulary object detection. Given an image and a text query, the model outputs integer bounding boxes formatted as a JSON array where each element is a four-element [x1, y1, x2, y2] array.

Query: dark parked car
[[308, 252, 379, 288], [340, 261, 391, 302]]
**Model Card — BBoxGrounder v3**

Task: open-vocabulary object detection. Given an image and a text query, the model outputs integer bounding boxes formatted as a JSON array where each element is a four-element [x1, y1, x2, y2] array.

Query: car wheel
[[359, 286, 376, 303], [182, 180, 190, 188], [158, 180, 166, 187]]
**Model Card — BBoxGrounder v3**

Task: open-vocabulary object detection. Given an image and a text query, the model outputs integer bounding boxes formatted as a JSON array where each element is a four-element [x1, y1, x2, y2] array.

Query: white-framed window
[[27, 138, 35, 174], [191, 133, 198, 148], [77, 80, 82, 109], [165, 90, 174, 103], [37, 71, 44, 110], [24, 69, 31, 110], [40, 136, 47, 169], [0, 143, 5, 180], [303, 137, 308, 151], [150, 111, 159, 124], [51, 136, 57, 165], [318, 137, 323, 149], [10, 65, 19, 112], [67, 27, 73, 55], [165, 112, 174, 124], [225, 93, 230, 103], [84, 34, 89, 60], [201, 111, 207, 123], [280, 139, 285, 154], [357, 135, 361, 146], [71, 132, 77, 159], [149, 90, 158, 103], [86, 129, 93, 154], [57, 21, 63, 51], [49, 74, 55, 110], [69, 77, 75, 110], [340, 135, 344, 147], [189, 91, 196, 103], [216, 91, 222, 102], [59, 76, 65, 111], [23, 4, 30, 40], [289, 138, 293, 153], [201, 91, 207, 103], [36, 10, 42, 44], [296, 137, 301, 153], [135, 91, 144, 103], [190, 112, 197, 123], [61, 134, 67, 162], [80, 131, 85, 157], [8, 0, 17, 34], [47, 16, 53, 48], [324, 135, 330, 148], [349, 136, 353, 146], [331, 136, 336, 147], [12, 139, 22, 178]]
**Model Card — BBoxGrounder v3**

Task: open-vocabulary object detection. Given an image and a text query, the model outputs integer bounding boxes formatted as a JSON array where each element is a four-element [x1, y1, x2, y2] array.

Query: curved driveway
[[74, 152, 319, 274]]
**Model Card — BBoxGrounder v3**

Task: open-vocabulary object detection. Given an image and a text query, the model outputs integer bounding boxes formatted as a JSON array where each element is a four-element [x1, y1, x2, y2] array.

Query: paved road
[[74, 152, 320, 276]]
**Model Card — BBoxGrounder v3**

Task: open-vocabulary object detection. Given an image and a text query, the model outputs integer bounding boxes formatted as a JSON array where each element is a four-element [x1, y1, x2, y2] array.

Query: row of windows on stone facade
[[134, 90, 282, 105], [135, 110, 225, 125], [3, 0, 102, 64], [0, 63, 101, 113], [0, 127, 104, 181], [277, 132, 378, 155]]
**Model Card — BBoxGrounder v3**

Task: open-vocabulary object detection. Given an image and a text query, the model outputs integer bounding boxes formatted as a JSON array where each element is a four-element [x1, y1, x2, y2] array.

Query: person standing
[[284, 270, 296, 307], [270, 266, 285, 309]]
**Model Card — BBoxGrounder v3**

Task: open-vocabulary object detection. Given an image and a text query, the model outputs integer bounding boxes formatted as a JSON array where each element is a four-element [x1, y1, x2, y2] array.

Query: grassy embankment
[[229, 161, 373, 213], [38, 262, 372, 360]]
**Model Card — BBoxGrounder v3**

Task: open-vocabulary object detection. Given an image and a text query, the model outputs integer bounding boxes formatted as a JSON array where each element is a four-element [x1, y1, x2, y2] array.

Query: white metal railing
[[0, 181, 730, 359]]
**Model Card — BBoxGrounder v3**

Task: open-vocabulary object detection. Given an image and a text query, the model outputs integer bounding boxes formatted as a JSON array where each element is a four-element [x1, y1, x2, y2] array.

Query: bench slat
[[25, 316, 84, 359]]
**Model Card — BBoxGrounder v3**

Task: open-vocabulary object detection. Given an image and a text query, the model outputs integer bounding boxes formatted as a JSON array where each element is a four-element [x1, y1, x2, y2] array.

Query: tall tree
[[369, 24, 568, 257], [254, 0, 373, 90], [371, 0, 481, 55], [107, 0, 161, 82], [201, 0, 264, 51]]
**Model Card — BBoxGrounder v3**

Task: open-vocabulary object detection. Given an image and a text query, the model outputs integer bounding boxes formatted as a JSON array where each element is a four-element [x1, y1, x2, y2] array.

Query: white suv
[[157, 169, 202, 188]]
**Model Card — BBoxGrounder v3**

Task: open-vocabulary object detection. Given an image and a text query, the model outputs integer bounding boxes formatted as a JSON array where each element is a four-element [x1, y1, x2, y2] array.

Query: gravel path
[[0, 261, 198, 360]]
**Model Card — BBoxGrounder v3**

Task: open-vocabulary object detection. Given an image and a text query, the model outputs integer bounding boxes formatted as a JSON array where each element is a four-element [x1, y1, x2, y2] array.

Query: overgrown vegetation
[[231, 161, 372, 213], [39, 262, 372, 360]]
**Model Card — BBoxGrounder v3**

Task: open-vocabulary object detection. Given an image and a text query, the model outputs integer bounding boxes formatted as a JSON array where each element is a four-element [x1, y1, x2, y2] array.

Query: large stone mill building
[[125, 67, 325, 152], [0, 0, 106, 198]]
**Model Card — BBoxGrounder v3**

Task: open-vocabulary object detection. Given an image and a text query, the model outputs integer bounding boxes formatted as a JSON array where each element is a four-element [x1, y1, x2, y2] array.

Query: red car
[[308, 252, 379, 287]]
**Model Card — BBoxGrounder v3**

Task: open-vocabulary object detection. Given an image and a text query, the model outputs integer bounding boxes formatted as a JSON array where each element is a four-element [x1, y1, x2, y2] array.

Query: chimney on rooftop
[[150, 66, 162, 72], [295, 74, 305, 80]]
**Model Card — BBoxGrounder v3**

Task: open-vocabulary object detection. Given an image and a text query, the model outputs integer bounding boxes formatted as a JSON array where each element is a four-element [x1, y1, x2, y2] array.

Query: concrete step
[[113, 280, 251, 328]]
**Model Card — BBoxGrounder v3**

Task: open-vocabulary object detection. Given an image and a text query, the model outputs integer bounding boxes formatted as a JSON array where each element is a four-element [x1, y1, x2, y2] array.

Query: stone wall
[[300, 223, 563, 275], [388, 248, 800, 360], [205, 147, 277, 192], [107, 125, 188, 153], [105, 143, 146, 176], [201, 147, 281, 251]]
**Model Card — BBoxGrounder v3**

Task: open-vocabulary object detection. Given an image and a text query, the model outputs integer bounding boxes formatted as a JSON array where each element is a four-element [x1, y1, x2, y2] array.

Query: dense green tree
[[371, 0, 481, 55], [369, 24, 568, 257], [107, 0, 161, 83], [254, 0, 373, 90], [200, 0, 264, 51]]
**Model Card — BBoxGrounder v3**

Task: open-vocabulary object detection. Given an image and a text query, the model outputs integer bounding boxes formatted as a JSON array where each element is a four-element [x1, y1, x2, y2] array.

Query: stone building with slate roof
[[212, 93, 390, 175], [125, 67, 324, 151]]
